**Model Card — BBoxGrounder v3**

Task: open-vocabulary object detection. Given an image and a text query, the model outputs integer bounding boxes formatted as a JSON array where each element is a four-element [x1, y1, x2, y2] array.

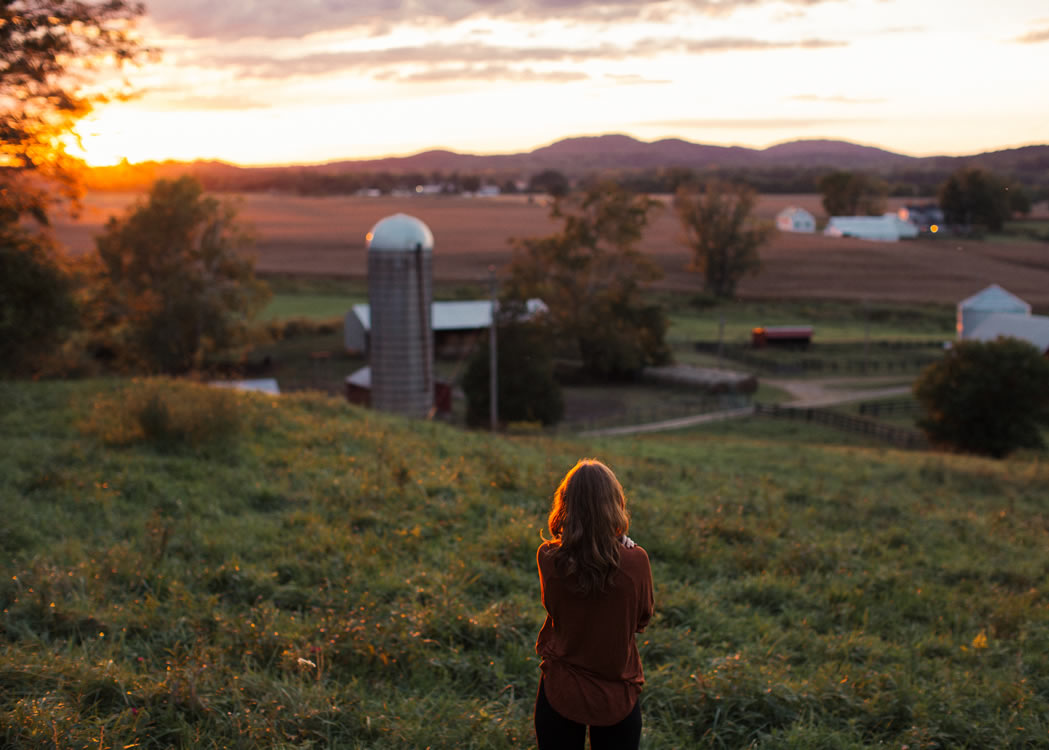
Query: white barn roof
[[968, 313, 1049, 353], [209, 378, 281, 395], [351, 299, 546, 332], [823, 214, 917, 242], [957, 284, 1031, 314]]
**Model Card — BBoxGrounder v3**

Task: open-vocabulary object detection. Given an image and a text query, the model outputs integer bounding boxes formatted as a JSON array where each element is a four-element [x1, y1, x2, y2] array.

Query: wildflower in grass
[[972, 630, 989, 649]]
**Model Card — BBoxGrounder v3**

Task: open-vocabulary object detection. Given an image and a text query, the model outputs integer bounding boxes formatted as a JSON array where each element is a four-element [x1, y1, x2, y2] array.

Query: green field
[[3, 379, 1049, 748], [260, 294, 364, 323], [665, 299, 954, 346]]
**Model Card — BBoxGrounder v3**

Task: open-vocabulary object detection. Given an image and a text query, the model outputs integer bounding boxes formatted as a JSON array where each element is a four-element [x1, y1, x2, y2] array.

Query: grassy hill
[[2, 379, 1048, 748]]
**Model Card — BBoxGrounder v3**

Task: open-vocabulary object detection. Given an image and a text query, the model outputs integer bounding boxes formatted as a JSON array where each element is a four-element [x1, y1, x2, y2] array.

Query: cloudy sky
[[71, 0, 1049, 166]]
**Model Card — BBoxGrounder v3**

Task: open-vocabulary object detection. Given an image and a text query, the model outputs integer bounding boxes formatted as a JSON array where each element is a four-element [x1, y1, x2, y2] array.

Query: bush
[[81, 378, 244, 448], [0, 227, 78, 376], [913, 338, 1049, 458], [462, 318, 563, 428]]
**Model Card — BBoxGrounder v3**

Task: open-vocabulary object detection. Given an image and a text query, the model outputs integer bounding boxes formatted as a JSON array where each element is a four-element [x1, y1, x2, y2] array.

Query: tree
[[1, 0, 147, 223], [505, 180, 669, 379], [528, 169, 570, 198], [0, 224, 78, 375], [0, 1, 147, 375], [83, 176, 270, 373], [1007, 183, 1031, 217], [913, 337, 1049, 458], [674, 181, 774, 299], [818, 170, 888, 217], [461, 312, 563, 427], [937, 167, 1012, 231]]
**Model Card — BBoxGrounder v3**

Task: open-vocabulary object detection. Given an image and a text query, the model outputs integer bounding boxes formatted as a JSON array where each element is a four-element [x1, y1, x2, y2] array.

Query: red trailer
[[752, 326, 813, 349]]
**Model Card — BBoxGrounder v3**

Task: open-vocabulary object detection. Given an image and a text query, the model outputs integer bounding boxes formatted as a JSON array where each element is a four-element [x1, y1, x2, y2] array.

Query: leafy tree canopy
[[461, 311, 563, 428], [83, 176, 270, 374], [505, 180, 669, 378], [0, 223, 78, 374], [937, 167, 1016, 231], [0, 0, 147, 223], [674, 180, 773, 299], [818, 170, 888, 217], [914, 337, 1049, 458]]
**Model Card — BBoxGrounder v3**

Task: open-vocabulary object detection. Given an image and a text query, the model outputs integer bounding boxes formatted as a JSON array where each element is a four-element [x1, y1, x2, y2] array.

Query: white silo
[[956, 284, 1031, 340], [366, 213, 434, 418]]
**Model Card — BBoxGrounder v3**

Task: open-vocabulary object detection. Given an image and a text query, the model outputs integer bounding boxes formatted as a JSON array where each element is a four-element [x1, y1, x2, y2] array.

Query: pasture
[[4, 379, 1049, 748], [53, 193, 1049, 307]]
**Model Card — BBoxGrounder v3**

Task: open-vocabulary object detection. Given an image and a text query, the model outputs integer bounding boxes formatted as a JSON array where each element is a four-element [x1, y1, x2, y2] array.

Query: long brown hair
[[546, 459, 631, 596]]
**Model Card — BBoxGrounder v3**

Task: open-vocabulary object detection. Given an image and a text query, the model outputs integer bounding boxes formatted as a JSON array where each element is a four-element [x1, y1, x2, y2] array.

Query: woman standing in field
[[535, 459, 654, 750]]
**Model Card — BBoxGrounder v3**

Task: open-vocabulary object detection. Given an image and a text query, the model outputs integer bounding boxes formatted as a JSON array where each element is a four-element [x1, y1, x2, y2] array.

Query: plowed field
[[53, 192, 1049, 306]]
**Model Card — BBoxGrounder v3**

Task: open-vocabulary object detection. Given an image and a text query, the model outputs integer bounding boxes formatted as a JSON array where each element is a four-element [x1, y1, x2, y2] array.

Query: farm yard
[[53, 192, 1049, 306]]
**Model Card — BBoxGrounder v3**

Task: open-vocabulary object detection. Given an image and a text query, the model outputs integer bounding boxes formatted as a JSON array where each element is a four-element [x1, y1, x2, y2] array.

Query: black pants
[[534, 678, 642, 750]]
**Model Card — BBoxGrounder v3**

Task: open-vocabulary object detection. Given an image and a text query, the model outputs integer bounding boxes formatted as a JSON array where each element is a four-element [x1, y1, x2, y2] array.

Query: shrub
[[0, 226, 78, 376], [81, 378, 243, 448], [462, 317, 563, 428], [913, 337, 1049, 458]]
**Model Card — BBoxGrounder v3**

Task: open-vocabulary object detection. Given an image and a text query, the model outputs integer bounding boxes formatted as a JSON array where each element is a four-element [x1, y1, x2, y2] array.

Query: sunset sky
[[71, 0, 1049, 167]]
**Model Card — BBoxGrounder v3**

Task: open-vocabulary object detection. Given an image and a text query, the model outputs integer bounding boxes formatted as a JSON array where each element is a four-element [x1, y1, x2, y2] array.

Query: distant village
[[776, 203, 944, 242]]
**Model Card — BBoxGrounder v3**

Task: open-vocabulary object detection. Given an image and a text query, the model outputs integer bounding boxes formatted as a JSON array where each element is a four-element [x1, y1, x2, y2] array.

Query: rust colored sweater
[[535, 541, 654, 726]]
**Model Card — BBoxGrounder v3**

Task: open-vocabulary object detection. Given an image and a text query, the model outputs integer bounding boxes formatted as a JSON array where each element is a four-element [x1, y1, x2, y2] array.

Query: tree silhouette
[[0, 0, 148, 223], [675, 181, 773, 299], [505, 181, 669, 378], [83, 177, 270, 373]]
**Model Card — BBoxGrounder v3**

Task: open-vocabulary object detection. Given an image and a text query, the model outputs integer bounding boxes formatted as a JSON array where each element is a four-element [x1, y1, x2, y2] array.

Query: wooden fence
[[754, 402, 928, 450], [856, 397, 922, 418], [693, 341, 943, 376]]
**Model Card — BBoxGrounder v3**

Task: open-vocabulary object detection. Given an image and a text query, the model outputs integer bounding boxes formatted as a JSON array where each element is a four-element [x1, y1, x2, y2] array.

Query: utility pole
[[717, 313, 725, 368], [488, 265, 498, 432]]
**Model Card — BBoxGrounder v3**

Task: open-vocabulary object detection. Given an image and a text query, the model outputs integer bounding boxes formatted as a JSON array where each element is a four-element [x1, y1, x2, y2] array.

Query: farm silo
[[366, 213, 434, 418], [956, 284, 1030, 340]]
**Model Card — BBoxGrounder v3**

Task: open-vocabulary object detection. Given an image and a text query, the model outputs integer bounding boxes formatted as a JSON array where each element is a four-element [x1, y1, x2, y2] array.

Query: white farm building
[[956, 284, 1031, 339], [776, 207, 816, 233], [956, 284, 1049, 354], [345, 299, 547, 356], [968, 314, 1049, 355], [823, 214, 919, 242]]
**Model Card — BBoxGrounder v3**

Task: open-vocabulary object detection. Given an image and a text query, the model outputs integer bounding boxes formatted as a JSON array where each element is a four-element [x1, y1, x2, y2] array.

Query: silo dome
[[367, 213, 434, 253]]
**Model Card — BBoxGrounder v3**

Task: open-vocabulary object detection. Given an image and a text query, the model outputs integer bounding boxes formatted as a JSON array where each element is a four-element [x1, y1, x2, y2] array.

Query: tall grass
[[2, 379, 1048, 748]]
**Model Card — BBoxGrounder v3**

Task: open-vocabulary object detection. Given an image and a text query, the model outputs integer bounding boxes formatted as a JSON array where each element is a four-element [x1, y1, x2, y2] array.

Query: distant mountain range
[[85, 135, 1049, 193]]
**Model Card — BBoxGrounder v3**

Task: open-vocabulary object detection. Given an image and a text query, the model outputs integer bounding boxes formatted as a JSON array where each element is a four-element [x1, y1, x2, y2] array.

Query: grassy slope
[[3, 380, 1049, 748]]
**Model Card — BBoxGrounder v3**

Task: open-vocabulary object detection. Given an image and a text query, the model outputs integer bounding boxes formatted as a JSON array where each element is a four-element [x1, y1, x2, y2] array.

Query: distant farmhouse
[[823, 213, 918, 242], [897, 204, 944, 234], [957, 284, 1049, 355], [776, 207, 816, 233]]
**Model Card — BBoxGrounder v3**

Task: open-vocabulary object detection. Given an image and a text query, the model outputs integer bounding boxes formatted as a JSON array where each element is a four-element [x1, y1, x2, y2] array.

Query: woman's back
[[536, 540, 653, 726]]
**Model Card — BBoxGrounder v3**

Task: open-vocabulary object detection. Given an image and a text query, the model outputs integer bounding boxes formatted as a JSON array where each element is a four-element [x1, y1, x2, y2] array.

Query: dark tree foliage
[[0, 225, 78, 375], [937, 167, 1013, 231], [83, 176, 270, 374], [914, 337, 1049, 458], [1007, 183, 1032, 217], [528, 169, 570, 198], [461, 314, 563, 428], [0, 0, 146, 223], [505, 180, 669, 379], [674, 180, 774, 299], [818, 170, 888, 217]]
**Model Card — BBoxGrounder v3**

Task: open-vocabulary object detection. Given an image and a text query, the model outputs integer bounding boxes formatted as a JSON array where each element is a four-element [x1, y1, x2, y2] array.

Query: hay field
[[52, 192, 1049, 306]]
